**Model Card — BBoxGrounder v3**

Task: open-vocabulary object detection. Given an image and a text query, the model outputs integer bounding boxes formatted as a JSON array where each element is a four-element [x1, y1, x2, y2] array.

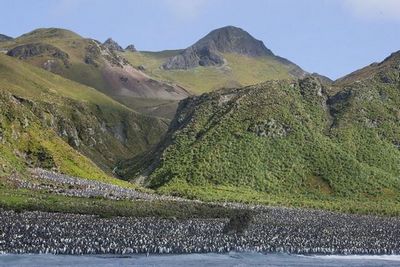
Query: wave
[[304, 254, 400, 262]]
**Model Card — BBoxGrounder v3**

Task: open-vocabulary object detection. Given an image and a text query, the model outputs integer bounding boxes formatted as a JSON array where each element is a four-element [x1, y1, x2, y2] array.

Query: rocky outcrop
[[162, 26, 274, 70], [163, 44, 225, 70], [103, 38, 123, 52], [125, 44, 137, 52], [248, 118, 290, 138], [7, 43, 69, 66]]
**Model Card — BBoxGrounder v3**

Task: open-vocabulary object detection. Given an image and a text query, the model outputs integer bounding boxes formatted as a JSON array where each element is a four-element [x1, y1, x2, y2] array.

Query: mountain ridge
[[0, 28, 189, 118]]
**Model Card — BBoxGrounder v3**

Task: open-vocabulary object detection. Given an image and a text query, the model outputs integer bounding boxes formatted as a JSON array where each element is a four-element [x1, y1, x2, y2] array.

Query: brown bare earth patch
[[306, 175, 333, 195]]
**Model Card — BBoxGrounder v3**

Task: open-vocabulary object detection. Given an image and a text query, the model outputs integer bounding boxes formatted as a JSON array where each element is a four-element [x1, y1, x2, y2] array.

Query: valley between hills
[[1, 25, 400, 255]]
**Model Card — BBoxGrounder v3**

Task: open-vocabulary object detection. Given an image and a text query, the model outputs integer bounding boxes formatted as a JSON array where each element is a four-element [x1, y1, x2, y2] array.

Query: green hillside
[[1, 27, 308, 118], [0, 54, 167, 174], [0, 28, 188, 119], [0, 28, 107, 89], [122, 26, 306, 94], [119, 53, 400, 215], [0, 53, 231, 219], [123, 51, 301, 94]]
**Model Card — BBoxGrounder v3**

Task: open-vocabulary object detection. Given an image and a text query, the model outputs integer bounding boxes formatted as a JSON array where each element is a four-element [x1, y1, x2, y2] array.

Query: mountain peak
[[162, 26, 275, 70], [103, 38, 123, 52], [197, 26, 273, 57], [125, 44, 137, 52]]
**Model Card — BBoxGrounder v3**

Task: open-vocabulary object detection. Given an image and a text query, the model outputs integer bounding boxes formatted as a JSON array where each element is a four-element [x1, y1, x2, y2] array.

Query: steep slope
[[123, 26, 307, 94], [0, 54, 167, 173], [119, 52, 400, 212], [0, 89, 116, 183], [0, 28, 189, 118]]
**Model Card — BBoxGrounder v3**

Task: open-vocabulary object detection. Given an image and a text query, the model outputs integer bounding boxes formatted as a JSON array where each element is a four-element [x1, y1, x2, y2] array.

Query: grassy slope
[[123, 51, 298, 94], [0, 51, 165, 215], [0, 53, 122, 108], [0, 54, 166, 177], [1, 28, 304, 117], [0, 186, 239, 219], [0, 89, 135, 188], [122, 75, 400, 216], [0, 29, 186, 119], [0, 28, 111, 92]]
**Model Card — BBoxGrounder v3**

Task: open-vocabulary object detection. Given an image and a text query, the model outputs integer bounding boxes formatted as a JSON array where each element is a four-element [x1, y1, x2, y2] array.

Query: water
[[1, 253, 400, 267]]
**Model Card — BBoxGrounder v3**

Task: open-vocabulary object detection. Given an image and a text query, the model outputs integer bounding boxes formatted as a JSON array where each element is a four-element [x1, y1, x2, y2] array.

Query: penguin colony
[[0, 208, 399, 255], [3, 169, 400, 255]]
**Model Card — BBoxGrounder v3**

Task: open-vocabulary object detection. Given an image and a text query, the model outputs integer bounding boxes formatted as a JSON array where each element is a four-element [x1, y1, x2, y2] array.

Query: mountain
[[1, 27, 311, 118], [0, 28, 189, 118], [162, 26, 274, 69], [0, 54, 167, 175], [118, 50, 400, 211], [122, 26, 307, 94]]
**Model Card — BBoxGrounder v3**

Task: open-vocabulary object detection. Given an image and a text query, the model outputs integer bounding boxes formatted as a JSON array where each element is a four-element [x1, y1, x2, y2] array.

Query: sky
[[1, 0, 400, 79]]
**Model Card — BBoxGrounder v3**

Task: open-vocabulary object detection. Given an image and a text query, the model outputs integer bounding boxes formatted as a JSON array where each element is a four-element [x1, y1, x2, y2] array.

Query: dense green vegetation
[[2, 27, 400, 218], [121, 56, 400, 215]]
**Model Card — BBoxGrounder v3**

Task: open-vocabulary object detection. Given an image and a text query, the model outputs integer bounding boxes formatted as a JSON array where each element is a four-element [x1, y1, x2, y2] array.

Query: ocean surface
[[1, 253, 400, 267]]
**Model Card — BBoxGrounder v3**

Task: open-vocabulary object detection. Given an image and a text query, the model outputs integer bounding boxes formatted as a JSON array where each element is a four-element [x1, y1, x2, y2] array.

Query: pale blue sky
[[1, 0, 400, 79]]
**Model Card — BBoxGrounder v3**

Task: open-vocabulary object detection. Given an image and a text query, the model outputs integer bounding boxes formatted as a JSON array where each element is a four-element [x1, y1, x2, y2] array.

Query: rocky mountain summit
[[103, 38, 124, 52], [125, 44, 137, 52], [163, 26, 275, 70]]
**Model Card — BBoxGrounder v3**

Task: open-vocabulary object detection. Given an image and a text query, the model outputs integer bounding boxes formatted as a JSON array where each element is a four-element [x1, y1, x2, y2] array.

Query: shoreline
[[1, 208, 399, 255], [1, 252, 400, 258]]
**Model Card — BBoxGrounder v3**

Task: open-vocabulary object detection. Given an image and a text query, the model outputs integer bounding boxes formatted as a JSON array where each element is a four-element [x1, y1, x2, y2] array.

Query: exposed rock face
[[84, 40, 102, 66], [125, 44, 137, 52], [0, 86, 167, 173], [103, 38, 123, 52], [6, 43, 69, 65], [162, 26, 274, 70], [0, 34, 13, 42], [196, 26, 273, 57], [248, 118, 289, 138]]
